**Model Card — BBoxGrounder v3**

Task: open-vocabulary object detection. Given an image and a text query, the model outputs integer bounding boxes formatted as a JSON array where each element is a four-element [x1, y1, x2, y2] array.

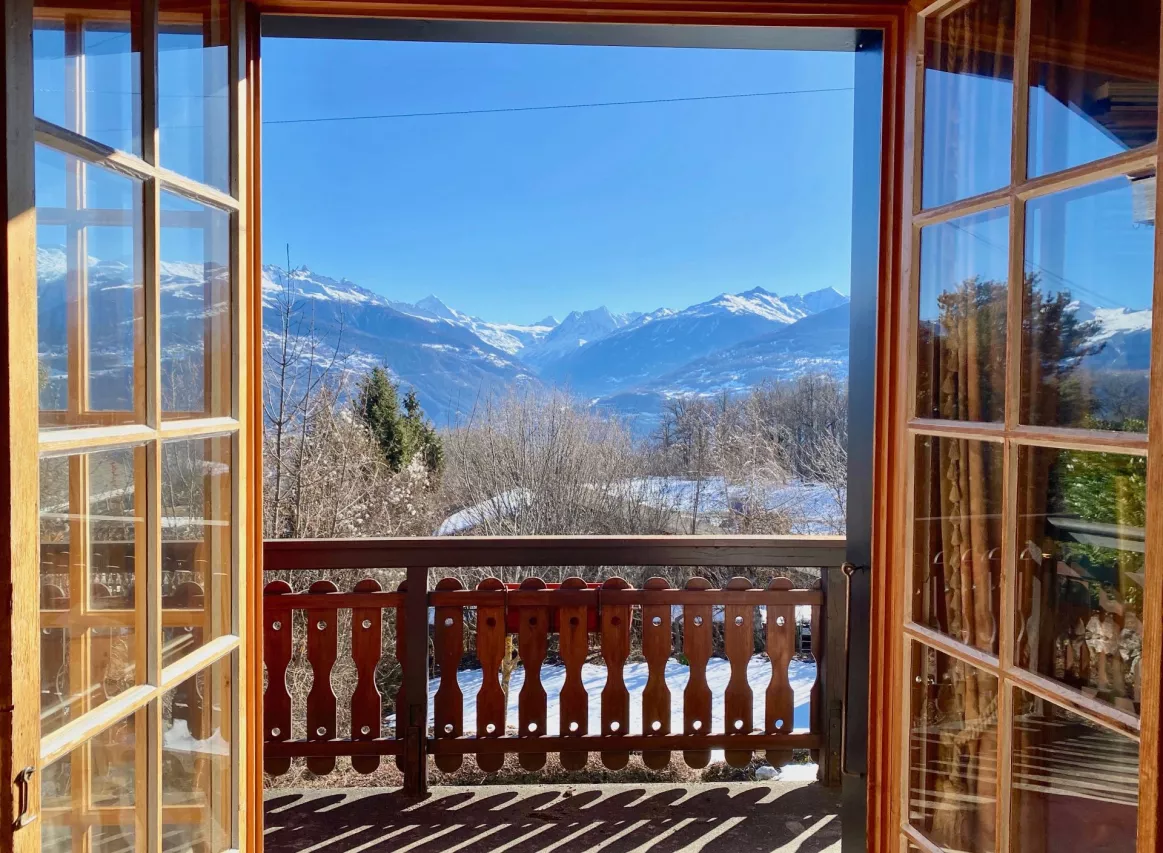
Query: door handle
[[13, 766, 35, 830]]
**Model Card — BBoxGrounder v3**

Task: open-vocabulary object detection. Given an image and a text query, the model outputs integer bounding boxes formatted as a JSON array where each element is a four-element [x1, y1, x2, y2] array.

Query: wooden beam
[[0, 0, 41, 847], [263, 535, 848, 570]]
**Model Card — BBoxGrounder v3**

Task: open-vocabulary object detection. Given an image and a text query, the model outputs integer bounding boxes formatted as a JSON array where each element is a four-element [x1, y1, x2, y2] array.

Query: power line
[[943, 217, 1128, 311], [263, 85, 854, 126]]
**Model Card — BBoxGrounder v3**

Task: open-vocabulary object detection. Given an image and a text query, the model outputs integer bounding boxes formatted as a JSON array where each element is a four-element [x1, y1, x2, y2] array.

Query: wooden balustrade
[[262, 535, 848, 795]]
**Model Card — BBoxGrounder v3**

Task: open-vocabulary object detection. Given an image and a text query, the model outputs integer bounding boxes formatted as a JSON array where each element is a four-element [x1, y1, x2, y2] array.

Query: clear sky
[[262, 38, 857, 325]]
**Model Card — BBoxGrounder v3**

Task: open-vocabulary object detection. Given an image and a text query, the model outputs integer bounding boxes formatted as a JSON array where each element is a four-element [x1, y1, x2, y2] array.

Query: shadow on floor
[[263, 781, 841, 853]]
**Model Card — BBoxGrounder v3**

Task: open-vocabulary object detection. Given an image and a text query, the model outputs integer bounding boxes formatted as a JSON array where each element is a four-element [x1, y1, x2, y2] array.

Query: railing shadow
[[263, 781, 840, 852]]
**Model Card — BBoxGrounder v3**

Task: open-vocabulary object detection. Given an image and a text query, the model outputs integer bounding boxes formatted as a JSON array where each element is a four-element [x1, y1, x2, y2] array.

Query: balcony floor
[[264, 781, 841, 852]]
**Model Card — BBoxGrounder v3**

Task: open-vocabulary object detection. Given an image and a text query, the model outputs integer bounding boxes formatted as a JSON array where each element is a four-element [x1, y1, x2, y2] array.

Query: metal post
[[403, 565, 430, 797], [842, 27, 885, 853]]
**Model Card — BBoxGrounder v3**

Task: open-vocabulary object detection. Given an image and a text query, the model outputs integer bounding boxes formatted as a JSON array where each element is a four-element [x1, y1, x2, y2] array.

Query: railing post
[[403, 565, 430, 797], [820, 566, 848, 787]]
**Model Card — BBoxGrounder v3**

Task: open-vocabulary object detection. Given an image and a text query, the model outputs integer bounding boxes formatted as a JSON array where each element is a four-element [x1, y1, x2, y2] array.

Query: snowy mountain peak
[[802, 287, 849, 314], [1067, 299, 1153, 341], [415, 295, 460, 321]]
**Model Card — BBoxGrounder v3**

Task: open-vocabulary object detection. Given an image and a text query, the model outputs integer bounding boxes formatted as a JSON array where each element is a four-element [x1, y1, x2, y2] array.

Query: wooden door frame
[[1, 0, 44, 849], [881, 3, 1163, 853], [3, 1, 916, 851], [243, 5, 909, 852], [1, 0, 258, 848]]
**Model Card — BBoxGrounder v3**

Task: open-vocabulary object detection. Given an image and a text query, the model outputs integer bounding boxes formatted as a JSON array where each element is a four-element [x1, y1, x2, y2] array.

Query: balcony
[[261, 534, 848, 851]]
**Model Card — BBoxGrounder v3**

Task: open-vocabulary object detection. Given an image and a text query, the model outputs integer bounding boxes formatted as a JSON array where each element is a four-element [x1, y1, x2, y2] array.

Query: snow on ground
[[434, 477, 843, 536], [420, 656, 816, 766]]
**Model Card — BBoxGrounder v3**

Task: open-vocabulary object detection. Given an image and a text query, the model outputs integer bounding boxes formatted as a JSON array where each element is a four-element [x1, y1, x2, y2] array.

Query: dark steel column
[[843, 27, 884, 853]]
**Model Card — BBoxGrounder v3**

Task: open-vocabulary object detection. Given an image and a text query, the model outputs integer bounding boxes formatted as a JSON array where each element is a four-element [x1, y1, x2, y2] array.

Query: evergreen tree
[[354, 367, 407, 471], [354, 368, 443, 476]]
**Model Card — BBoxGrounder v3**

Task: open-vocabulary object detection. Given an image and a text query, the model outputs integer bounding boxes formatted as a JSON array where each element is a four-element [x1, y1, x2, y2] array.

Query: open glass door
[[895, 0, 1162, 851], [22, 0, 253, 848]]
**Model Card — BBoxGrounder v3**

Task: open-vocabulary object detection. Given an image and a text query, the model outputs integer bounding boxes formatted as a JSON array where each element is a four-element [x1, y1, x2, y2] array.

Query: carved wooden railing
[[262, 535, 848, 795]]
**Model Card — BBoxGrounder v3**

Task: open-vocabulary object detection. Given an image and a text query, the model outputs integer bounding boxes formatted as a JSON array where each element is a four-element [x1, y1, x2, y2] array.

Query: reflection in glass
[[41, 711, 142, 853], [917, 208, 1009, 422], [40, 448, 145, 736], [161, 192, 231, 419], [1022, 177, 1154, 431], [33, 4, 142, 156], [36, 145, 143, 430], [1011, 690, 1138, 853], [908, 644, 997, 852], [162, 654, 234, 852], [912, 436, 1002, 653], [159, 0, 230, 191], [922, 0, 1015, 208], [161, 437, 232, 668], [1028, 0, 1159, 177], [1016, 447, 1145, 715]]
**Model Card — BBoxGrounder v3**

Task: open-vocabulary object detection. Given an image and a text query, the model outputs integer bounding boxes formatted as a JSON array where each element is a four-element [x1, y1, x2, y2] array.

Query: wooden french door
[[1, 0, 257, 849], [885, 1, 1163, 851]]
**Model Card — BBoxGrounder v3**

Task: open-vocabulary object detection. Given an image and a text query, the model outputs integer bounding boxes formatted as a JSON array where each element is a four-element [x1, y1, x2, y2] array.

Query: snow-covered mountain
[[399, 295, 558, 357], [260, 265, 539, 426], [522, 306, 641, 367], [599, 304, 850, 426], [539, 286, 843, 397]]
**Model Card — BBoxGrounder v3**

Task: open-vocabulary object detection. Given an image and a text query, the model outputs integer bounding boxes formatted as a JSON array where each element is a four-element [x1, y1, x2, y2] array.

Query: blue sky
[[262, 39, 857, 324]]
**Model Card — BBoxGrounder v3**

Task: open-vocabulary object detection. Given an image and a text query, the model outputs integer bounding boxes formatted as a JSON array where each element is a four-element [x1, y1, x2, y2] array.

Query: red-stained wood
[[517, 577, 549, 771], [641, 576, 673, 769], [266, 730, 819, 758], [683, 576, 714, 768], [305, 580, 339, 776], [433, 577, 465, 773], [474, 577, 506, 773], [600, 576, 633, 770], [394, 577, 408, 772], [263, 580, 293, 777], [765, 577, 796, 768], [350, 578, 383, 774], [723, 576, 754, 768], [558, 577, 590, 770]]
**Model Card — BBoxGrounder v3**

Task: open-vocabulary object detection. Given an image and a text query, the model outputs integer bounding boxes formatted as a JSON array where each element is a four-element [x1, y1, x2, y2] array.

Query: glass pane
[[40, 447, 146, 736], [1028, 0, 1160, 178], [41, 709, 144, 853], [917, 208, 1009, 422], [162, 436, 232, 668], [1021, 176, 1154, 432], [159, 0, 230, 191], [907, 643, 998, 852], [1011, 689, 1138, 852], [912, 436, 1003, 653], [36, 145, 144, 431], [922, 0, 1015, 208], [161, 192, 231, 419], [1015, 447, 1145, 715], [162, 653, 234, 852], [33, 3, 142, 156]]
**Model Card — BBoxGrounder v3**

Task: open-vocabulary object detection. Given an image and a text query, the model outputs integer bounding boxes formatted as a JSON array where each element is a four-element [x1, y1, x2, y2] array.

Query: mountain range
[[34, 246, 1154, 432], [258, 263, 854, 426]]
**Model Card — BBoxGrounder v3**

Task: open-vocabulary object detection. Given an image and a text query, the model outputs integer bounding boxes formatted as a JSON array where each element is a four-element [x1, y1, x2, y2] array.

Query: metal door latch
[[13, 766, 35, 830]]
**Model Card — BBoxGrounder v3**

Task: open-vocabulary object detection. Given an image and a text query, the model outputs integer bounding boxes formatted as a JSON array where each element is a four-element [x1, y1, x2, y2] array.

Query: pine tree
[[354, 367, 407, 471], [354, 369, 443, 476]]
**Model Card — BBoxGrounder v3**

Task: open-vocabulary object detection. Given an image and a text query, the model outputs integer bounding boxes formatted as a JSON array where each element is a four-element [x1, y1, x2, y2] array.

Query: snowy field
[[436, 477, 843, 536], [419, 656, 818, 771]]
